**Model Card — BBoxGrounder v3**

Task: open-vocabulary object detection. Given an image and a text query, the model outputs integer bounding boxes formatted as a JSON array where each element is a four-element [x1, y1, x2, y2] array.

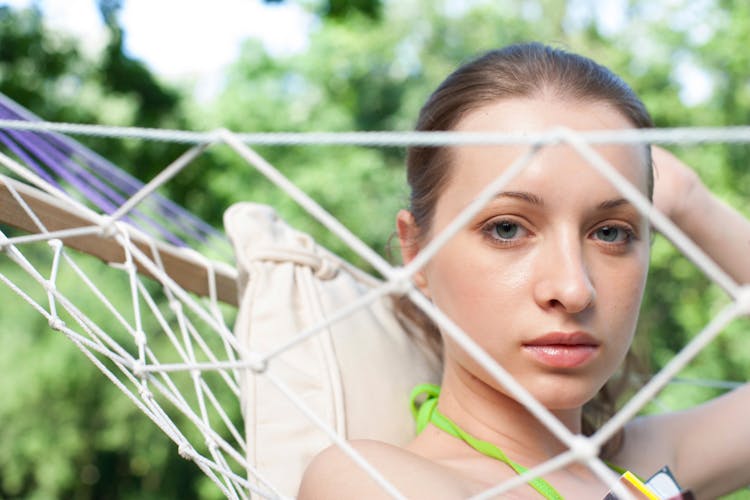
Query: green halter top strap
[[410, 383, 565, 500]]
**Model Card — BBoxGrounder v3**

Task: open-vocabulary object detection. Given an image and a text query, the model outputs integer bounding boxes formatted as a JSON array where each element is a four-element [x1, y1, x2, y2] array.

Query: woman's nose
[[533, 233, 596, 314]]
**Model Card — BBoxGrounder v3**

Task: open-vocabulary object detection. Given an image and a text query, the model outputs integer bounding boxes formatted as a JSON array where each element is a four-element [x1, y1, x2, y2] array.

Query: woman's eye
[[593, 225, 632, 243], [486, 220, 525, 241]]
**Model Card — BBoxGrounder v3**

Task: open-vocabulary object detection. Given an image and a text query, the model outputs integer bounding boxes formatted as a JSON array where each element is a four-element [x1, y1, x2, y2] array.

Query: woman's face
[[400, 97, 651, 409]]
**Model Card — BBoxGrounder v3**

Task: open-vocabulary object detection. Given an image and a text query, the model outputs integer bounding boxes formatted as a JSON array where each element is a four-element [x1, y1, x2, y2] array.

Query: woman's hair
[[395, 42, 653, 458]]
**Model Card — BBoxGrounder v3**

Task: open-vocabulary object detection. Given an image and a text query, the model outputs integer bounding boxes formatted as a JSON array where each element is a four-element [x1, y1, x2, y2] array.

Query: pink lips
[[522, 332, 600, 368]]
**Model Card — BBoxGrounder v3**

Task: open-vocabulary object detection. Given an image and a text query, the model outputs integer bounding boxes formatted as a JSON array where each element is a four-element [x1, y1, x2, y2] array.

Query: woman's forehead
[[455, 97, 636, 133], [444, 143, 649, 208], [444, 97, 650, 202]]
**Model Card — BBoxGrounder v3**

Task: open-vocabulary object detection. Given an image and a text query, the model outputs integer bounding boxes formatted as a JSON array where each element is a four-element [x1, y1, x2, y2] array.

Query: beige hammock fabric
[[225, 202, 440, 497]]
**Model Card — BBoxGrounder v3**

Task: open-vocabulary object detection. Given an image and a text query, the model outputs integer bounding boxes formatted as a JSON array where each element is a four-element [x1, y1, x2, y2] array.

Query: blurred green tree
[[0, 4, 218, 499], [1, 0, 749, 498], [264, 0, 383, 20]]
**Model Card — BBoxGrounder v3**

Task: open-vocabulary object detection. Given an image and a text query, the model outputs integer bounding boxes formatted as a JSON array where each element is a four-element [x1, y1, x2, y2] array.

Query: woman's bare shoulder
[[297, 439, 470, 500]]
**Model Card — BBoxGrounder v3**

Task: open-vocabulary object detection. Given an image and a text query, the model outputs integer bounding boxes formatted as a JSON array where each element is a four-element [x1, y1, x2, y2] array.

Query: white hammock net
[[1, 113, 749, 499]]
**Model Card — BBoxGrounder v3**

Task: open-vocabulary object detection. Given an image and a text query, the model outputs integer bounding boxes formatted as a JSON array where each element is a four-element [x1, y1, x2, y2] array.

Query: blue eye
[[594, 225, 630, 243], [481, 218, 529, 246], [490, 221, 523, 240]]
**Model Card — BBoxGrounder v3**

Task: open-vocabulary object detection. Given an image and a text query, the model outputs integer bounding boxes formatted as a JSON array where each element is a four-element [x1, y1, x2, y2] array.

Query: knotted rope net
[[1, 95, 748, 499]]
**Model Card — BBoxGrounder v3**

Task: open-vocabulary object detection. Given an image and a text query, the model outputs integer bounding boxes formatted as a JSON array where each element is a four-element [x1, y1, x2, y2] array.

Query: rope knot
[[386, 268, 415, 296], [246, 351, 268, 374], [134, 329, 147, 347], [178, 442, 195, 460], [245, 247, 339, 280], [314, 255, 338, 280], [137, 385, 153, 400], [168, 300, 183, 315], [48, 317, 65, 331], [98, 216, 119, 239], [570, 435, 599, 463]]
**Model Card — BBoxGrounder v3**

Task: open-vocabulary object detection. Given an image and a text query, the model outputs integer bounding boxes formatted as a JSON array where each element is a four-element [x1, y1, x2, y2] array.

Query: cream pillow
[[224, 202, 440, 498]]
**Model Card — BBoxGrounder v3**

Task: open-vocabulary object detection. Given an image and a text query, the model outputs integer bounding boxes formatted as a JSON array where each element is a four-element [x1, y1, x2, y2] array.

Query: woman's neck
[[436, 361, 583, 463]]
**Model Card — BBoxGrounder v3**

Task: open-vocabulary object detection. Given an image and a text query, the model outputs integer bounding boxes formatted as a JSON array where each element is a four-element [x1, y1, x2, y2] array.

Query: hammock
[[0, 93, 747, 499]]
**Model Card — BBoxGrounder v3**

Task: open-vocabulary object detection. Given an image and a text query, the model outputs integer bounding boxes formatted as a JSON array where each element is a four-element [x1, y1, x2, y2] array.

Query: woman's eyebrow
[[494, 191, 544, 206], [492, 193, 637, 212], [596, 198, 632, 210]]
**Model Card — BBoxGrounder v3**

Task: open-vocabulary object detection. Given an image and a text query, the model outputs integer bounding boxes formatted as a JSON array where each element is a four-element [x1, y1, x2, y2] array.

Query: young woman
[[298, 42, 750, 499]]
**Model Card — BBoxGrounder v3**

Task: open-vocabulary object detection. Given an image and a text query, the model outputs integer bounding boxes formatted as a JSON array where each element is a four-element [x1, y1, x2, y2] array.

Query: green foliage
[[0, 242, 240, 499], [0, 4, 231, 498], [0, 5, 85, 121], [1, 0, 749, 497], [265, 0, 383, 20]]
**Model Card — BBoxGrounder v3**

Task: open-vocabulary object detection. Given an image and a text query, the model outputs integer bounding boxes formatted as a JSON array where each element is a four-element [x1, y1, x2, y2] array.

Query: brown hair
[[396, 42, 653, 457]]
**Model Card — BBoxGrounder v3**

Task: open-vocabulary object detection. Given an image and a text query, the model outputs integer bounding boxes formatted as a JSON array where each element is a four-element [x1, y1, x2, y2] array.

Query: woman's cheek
[[595, 255, 649, 344], [428, 250, 532, 343]]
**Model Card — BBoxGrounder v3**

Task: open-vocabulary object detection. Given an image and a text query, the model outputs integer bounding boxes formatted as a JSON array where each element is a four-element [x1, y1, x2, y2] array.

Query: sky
[[2, 0, 712, 105], [2, 0, 313, 99]]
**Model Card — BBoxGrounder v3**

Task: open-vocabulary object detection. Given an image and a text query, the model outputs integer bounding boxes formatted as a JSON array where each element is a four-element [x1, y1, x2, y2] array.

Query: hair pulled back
[[407, 41, 653, 233], [397, 42, 653, 456]]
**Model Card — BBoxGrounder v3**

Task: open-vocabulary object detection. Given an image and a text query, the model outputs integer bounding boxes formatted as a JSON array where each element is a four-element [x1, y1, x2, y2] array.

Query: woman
[[298, 42, 750, 499]]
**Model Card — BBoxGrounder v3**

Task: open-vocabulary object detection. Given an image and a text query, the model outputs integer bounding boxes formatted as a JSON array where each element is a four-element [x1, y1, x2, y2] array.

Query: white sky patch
[[120, 0, 312, 79], [674, 59, 714, 106], [120, 0, 312, 99], [595, 0, 627, 36], [565, 0, 627, 35], [2, 0, 108, 55], [1, 0, 312, 99]]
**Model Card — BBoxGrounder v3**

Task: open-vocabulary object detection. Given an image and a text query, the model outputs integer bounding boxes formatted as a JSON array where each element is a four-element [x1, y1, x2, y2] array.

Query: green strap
[[410, 384, 565, 500], [606, 462, 628, 476]]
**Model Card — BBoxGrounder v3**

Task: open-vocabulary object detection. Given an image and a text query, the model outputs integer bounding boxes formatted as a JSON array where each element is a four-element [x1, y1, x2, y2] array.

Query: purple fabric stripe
[[1, 109, 187, 244], [5, 127, 122, 212], [0, 96, 227, 251], [46, 145, 194, 246], [20, 115, 222, 241], [2, 126, 188, 245], [27, 120, 218, 243], [25, 131, 189, 246], [0, 130, 60, 187], [0, 106, 126, 208]]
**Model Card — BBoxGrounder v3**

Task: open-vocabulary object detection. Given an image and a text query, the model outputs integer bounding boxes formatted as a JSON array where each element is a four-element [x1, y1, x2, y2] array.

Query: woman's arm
[[622, 147, 750, 497], [652, 146, 750, 284], [623, 384, 750, 498]]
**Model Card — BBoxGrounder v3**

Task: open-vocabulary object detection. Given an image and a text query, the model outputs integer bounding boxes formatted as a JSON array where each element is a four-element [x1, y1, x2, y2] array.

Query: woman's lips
[[522, 332, 600, 368]]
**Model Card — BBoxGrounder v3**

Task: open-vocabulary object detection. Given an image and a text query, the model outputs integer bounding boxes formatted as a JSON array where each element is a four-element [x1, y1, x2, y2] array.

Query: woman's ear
[[396, 209, 429, 294]]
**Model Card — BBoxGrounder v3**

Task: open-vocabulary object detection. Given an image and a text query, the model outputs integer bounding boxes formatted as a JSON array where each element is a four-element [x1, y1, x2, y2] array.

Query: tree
[[2, 0, 749, 497], [0, 5, 215, 499], [264, 0, 383, 20]]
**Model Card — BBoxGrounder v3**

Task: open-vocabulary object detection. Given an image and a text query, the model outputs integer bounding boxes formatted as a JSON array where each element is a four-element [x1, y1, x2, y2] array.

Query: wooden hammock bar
[[0, 175, 239, 306]]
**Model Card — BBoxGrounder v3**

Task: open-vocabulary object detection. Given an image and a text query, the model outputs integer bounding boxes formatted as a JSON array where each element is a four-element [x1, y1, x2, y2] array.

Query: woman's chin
[[524, 377, 605, 412]]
